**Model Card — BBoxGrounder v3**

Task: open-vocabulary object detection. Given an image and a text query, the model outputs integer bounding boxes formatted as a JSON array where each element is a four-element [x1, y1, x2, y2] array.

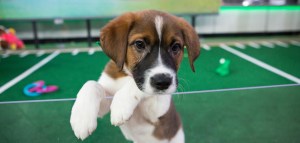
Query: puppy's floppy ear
[[178, 18, 200, 72], [100, 12, 135, 70]]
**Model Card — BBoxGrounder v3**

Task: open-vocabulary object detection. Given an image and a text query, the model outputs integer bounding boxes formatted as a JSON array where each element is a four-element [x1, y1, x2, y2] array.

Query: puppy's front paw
[[70, 100, 98, 140], [110, 98, 134, 126], [70, 81, 103, 140]]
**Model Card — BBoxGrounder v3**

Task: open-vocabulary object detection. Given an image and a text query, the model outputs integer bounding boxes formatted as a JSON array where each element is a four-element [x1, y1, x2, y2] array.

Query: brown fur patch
[[125, 46, 141, 70], [153, 100, 182, 140], [100, 12, 135, 70], [104, 60, 128, 79]]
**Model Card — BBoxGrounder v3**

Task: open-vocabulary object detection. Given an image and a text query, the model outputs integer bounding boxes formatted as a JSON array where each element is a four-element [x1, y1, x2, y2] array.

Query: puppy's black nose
[[150, 74, 172, 90]]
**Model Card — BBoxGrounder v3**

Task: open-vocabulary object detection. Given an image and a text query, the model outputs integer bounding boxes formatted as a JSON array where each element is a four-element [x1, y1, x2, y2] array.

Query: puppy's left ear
[[178, 18, 200, 72], [100, 12, 135, 70]]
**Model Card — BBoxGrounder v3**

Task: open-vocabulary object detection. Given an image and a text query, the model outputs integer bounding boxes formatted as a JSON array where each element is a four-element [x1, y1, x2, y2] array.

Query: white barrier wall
[[2, 7, 299, 40], [196, 8, 300, 34]]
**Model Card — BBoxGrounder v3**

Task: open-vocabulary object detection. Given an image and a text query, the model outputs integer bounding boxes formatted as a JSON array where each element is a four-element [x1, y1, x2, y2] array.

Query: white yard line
[[202, 44, 211, 51], [88, 48, 95, 55], [0, 83, 299, 104], [0, 50, 60, 94], [275, 41, 288, 48], [290, 40, 300, 47], [234, 43, 246, 49], [220, 44, 300, 83], [19, 51, 29, 58], [36, 50, 45, 57], [261, 41, 274, 48], [2, 53, 10, 58], [248, 42, 260, 49], [71, 49, 79, 56]]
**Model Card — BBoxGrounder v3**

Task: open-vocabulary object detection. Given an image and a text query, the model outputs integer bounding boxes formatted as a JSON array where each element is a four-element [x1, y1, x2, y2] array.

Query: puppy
[[70, 10, 200, 143]]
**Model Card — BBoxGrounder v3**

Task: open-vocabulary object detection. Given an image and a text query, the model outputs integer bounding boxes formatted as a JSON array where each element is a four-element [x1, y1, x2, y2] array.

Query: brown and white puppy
[[70, 10, 200, 143]]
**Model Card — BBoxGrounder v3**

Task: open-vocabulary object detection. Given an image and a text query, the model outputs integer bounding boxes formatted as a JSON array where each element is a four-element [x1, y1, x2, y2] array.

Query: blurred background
[[0, 0, 299, 49]]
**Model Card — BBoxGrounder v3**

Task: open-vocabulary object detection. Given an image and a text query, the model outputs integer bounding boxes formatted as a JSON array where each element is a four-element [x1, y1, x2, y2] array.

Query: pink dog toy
[[24, 80, 58, 97]]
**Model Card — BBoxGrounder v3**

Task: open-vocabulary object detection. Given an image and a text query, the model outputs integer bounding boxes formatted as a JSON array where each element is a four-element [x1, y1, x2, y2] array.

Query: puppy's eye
[[171, 43, 181, 55], [134, 40, 146, 50]]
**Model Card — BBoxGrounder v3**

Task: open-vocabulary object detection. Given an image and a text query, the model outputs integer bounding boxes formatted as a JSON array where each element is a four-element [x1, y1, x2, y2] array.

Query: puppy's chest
[[138, 95, 171, 123], [121, 96, 171, 142]]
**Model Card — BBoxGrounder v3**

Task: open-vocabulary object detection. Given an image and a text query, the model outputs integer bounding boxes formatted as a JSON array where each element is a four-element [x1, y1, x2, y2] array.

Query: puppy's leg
[[70, 80, 108, 140], [98, 96, 112, 118], [170, 127, 185, 143], [110, 77, 144, 126]]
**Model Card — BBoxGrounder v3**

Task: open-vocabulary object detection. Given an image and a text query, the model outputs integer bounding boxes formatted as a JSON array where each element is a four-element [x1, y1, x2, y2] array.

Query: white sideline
[[0, 50, 60, 94], [220, 44, 300, 84], [0, 83, 299, 105]]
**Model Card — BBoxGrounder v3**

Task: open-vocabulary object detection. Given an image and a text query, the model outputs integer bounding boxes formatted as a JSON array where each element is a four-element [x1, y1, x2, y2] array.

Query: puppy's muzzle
[[150, 73, 172, 91]]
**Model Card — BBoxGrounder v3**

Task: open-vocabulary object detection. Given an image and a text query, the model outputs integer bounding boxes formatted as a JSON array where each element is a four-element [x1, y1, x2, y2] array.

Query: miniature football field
[[0, 39, 300, 143]]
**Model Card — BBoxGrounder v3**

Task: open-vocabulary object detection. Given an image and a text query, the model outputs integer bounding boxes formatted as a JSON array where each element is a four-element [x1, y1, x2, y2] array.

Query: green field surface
[[0, 85, 299, 143], [0, 47, 294, 102], [0, 42, 299, 143], [231, 44, 300, 78], [0, 54, 48, 86]]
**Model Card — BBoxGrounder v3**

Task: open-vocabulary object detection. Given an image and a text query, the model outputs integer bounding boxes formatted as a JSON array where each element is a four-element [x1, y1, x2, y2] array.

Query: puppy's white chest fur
[[120, 95, 171, 143]]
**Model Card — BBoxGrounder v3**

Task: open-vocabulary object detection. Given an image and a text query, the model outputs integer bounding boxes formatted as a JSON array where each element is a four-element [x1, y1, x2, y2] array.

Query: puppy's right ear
[[100, 12, 135, 70]]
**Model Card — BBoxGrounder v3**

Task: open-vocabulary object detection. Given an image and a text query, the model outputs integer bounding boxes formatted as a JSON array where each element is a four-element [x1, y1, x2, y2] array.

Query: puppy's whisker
[[178, 77, 191, 92]]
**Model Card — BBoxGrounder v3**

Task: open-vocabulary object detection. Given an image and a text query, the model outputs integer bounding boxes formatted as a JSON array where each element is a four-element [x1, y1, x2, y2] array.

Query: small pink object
[[28, 81, 45, 92], [25, 80, 58, 96], [0, 32, 24, 49], [36, 85, 58, 93]]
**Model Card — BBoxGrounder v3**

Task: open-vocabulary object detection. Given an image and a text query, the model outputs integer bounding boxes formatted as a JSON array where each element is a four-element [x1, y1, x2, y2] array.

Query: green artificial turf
[[0, 43, 299, 143], [0, 85, 299, 143], [0, 47, 294, 101], [232, 44, 300, 78], [0, 52, 108, 101], [0, 54, 48, 86]]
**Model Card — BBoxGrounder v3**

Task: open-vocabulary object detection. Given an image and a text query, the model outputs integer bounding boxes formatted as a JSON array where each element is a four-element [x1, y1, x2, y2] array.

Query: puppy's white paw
[[110, 100, 133, 126], [70, 81, 103, 140], [70, 102, 98, 140], [110, 77, 143, 126]]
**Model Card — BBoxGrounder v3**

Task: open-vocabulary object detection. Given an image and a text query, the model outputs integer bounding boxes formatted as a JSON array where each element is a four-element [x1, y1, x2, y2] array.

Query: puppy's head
[[100, 10, 200, 95]]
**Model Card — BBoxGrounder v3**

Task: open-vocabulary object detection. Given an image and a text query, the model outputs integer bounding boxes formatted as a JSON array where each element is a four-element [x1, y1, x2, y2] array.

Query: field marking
[[20, 51, 29, 58], [0, 50, 60, 94], [0, 83, 299, 104], [174, 83, 300, 95], [290, 40, 300, 47], [0, 98, 76, 104], [36, 50, 45, 57], [234, 43, 246, 49], [71, 49, 79, 56], [275, 41, 288, 48], [88, 48, 95, 55], [202, 44, 211, 51], [2, 53, 10, 58], [248, 42, 260, 49], [261, 41, 274, 48], [220, 44, 300, 83]]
